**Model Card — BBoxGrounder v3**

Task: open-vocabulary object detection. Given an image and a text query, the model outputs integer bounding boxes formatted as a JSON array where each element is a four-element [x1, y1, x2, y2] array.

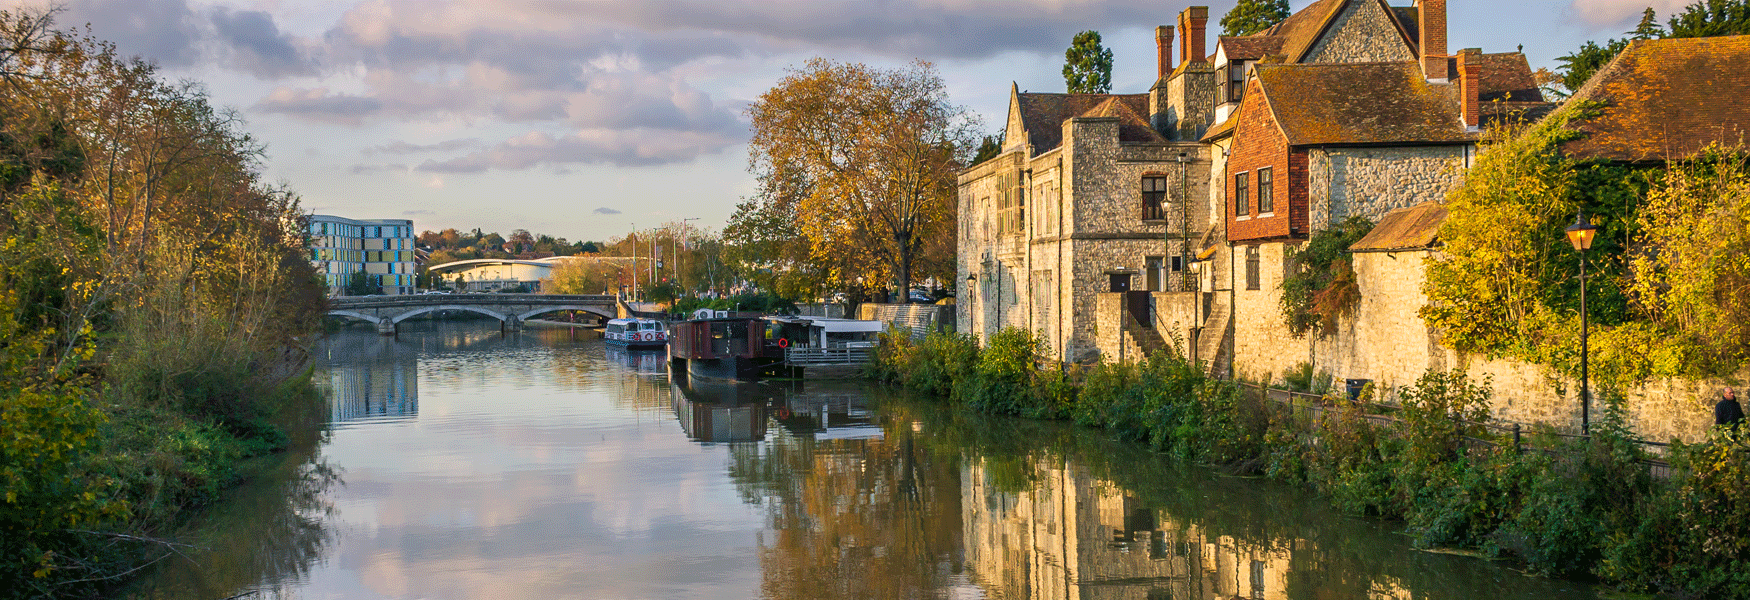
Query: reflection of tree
[[727, 415, 963, 599], [120, 432, 339, 599]]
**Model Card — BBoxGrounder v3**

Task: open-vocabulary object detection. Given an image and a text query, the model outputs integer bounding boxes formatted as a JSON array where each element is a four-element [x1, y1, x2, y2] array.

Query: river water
[[122, 323, 1605, 600]]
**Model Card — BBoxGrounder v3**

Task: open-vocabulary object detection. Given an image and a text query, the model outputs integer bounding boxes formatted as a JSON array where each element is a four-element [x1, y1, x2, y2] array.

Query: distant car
[[907, 292, 932, 304], [421, 290, 452, 295]]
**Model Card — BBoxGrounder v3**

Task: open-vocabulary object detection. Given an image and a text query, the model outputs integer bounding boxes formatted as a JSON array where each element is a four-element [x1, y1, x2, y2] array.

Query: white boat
[[605, 318, 668, 349]]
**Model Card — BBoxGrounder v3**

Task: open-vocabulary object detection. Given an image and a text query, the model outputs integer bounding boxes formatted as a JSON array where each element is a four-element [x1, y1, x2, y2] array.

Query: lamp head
[[1565, 212, 1598, 251]]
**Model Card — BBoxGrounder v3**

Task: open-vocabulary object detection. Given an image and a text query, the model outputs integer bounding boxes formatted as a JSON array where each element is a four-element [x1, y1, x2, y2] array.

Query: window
[[1245, 246, 1261, 290], [1141, 175, 1168, 220], [995, 171, 1025, 235], [1257, 167, 1274, 214], [1229, 64, 1247, 103], [1170, 256, 1184, 272], [1235, 172, 1250, 216]]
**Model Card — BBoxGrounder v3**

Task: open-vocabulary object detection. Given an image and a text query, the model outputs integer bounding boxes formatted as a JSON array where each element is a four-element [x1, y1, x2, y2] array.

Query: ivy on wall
[[1422, 102, 1747, 388], [1280, 217, 1374, 337]]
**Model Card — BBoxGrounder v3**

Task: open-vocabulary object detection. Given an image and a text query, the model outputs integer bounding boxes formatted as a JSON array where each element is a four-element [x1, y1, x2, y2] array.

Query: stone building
[[957, 8, 1215, 363]]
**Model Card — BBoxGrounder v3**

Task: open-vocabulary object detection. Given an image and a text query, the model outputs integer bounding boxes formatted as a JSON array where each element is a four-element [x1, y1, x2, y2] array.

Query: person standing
[[1716, 387, 1745, 429]]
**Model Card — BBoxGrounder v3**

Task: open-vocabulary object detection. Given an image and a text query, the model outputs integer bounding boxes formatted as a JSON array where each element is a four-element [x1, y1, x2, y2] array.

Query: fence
[[784, 345, 874, 366], [1239, 383, 1674, 479]]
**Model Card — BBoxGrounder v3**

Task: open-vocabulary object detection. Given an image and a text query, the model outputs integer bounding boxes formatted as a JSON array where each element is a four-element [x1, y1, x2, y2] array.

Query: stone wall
[[1311, 250, 1453, 398], [1229, 241, 1311, 381], [1303, 0, 1417, 63], [1158, 63, 1217, 142], [1307, 147, 1468, 230]]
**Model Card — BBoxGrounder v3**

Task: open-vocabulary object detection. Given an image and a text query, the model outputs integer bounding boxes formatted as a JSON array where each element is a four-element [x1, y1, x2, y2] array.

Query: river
[[122, 322, 1606, 599]]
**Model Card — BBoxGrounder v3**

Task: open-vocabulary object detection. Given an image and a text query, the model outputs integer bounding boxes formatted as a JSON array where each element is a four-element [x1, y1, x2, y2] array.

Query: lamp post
[[1565, 210, 1599, 435]]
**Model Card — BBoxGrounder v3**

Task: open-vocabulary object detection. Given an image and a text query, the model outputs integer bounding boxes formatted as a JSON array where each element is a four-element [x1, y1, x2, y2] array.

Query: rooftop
[[1557, 35, 1750, 162]]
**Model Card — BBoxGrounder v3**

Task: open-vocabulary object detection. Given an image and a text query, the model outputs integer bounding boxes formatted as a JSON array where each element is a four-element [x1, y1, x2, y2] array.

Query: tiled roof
[[1078, 97, 1167, 144], [1200, 116, 1238, 142], [1015, 93, 1153, 154], [1557, 35, 1750, 162], [1219, 36, 1286, 60], [1260, 0, 1346, 61], [1254, 62, 1473, 146], [1349, 202, 1447, 252], [1473, 52, 1544, 102]]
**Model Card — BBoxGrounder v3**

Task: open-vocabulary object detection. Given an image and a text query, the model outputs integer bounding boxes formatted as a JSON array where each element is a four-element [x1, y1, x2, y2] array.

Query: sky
[[20, 0, 1687, 243]]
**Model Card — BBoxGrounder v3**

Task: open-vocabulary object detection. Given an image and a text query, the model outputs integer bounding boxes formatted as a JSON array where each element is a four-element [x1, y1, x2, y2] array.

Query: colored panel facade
[[308, 214, 417, 296]]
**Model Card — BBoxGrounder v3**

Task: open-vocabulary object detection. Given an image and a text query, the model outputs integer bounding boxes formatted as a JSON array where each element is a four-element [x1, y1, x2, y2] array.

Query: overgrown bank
[[870, 328, 1750, 598], [0, 10, 324, 598]]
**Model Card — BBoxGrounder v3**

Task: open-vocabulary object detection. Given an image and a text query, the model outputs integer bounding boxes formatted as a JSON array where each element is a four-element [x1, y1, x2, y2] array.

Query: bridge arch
[[325, 310, 384, 324], [516, 305, 615, 322], [390, 305, 510, 324]]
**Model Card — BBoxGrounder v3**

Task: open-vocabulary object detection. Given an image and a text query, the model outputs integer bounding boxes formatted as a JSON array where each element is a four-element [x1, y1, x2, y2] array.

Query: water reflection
[[121, 325, 1607, 600]]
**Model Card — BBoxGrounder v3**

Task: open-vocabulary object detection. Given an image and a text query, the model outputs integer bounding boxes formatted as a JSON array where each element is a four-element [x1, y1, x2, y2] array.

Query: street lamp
[[1565, 210, 1599, 435]]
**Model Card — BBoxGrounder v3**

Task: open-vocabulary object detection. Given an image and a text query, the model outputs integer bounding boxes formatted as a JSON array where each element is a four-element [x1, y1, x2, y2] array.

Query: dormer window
[[1228, 63, 1247, 103]]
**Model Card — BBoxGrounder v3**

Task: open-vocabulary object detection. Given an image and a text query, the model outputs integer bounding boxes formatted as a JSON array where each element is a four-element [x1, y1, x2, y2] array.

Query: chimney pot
[[1457, 48, 1481, 129], [1156, 26, 1174, 79], [1419, 0, 1449, 81], [1177, 7, 1210, 67]]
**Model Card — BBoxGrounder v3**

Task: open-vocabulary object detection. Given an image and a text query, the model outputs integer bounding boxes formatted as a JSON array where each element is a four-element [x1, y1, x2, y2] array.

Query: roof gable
[[1254, 62, 1473, 146], [1557, 35, 1750, 162], [1013, 92, 1154, 154]]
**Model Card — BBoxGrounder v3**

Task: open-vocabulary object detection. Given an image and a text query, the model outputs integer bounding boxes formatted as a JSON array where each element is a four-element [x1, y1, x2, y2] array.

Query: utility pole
[[630, 223, 638, 300]]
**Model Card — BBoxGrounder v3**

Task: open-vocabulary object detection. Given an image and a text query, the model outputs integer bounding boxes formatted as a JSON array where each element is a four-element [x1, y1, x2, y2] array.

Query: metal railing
[[784, 345, 874, 366]]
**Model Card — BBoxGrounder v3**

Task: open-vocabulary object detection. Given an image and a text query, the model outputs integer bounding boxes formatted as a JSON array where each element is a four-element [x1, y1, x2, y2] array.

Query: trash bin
[[1345, 378, 1372, 402]]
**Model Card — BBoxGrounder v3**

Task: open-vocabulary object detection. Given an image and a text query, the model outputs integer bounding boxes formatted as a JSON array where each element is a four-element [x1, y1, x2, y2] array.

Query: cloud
[[349, 163, 407, 175], [368, 139, 484, 155], [59, 0, 204, 66], [255, 87, 382, 125], [208, 7, 313, 78], [1567, 0, 1691, 27], [415, 128, 741, 172], [592, 207, 622, 215]]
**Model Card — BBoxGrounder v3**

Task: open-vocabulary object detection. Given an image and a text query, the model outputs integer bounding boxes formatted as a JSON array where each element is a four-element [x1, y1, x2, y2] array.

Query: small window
[[1141, 175, 1168, 220], [1258, 167, 1274, 214], [1229, 64, 1247, 103], [1235, 172, 1250, 216], [1245, 246, 1261, 290], [1170, 256, 1184, 272]]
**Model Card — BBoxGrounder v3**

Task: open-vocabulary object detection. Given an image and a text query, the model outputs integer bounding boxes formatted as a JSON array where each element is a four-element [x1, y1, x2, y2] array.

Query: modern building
[[426, 255, 641, 293], [308, 215, 418, 296]]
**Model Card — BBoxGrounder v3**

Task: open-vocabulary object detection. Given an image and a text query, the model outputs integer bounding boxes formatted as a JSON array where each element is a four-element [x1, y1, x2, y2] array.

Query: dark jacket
[[1717, 397, 1745, 426]]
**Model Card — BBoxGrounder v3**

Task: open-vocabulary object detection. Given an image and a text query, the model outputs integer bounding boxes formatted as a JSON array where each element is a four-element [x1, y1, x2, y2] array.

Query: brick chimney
[[1457, 48, 1480, 129], [1156, 25, 1174, 79], [1178, 6, 1208, 67], [1418, 0, 1449, 81]]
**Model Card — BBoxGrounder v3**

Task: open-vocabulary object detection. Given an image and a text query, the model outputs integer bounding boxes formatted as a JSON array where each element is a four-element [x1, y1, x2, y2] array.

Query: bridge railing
[[329, 293, 616, 307]]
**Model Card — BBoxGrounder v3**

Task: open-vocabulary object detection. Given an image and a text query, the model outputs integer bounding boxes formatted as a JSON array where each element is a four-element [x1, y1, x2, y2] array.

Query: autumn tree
[[1221, 0, 1291, 36], [1062, 31, 1113, 94], [744, 59, 976, 296]]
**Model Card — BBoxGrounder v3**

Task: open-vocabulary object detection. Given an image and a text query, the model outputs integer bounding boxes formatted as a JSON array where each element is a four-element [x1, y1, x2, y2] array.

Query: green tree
[[1062, 31, 1113, 94], [970, 135, 1001, 166], [1629, 7, 1665, 39], [1555, 38, 1630, 94], [1221, 0, 1291, 36], [1668, 0, 1750, 37], [345, 269, 376, 296]]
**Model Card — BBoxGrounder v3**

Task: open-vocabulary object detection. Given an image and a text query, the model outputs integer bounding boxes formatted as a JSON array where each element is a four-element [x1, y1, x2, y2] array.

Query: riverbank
[[868, 327, 1749, 599]]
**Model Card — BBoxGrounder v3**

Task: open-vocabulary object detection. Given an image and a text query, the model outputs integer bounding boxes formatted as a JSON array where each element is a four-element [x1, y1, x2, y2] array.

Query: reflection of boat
[[604, 345, 668, 374], [670, 378, 777, 443], [604, 317, 668, 348]]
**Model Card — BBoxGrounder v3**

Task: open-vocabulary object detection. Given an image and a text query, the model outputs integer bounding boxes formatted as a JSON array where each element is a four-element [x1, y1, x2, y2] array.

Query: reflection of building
[[320, 334, 419, 424], [962, 456, 1405, 600], [308, 215, 418, 296]]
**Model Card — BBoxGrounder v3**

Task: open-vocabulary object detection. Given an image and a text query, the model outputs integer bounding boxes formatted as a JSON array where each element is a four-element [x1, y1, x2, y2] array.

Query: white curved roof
[[426, 255, 638, 273]]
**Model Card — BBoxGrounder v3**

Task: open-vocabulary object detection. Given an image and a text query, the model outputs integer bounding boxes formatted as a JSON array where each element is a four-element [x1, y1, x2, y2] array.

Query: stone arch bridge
[[327, 294, 622, 335]]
